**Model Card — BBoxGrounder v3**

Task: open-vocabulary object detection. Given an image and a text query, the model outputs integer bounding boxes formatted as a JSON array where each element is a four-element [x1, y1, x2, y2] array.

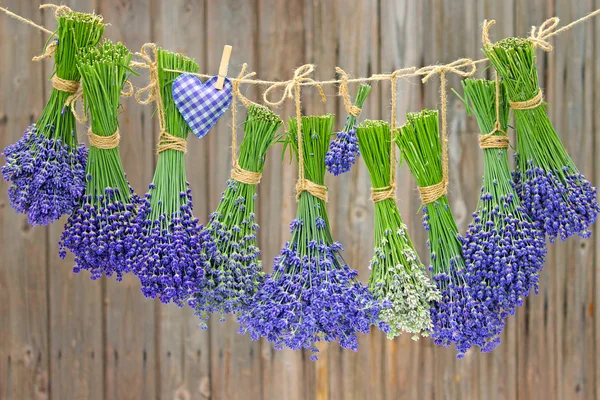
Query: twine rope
[[509, 88, 544, 110], [231, 64, 263, 185], [480, 73, 509, 149], [131, 44, 186, 153], [88, 127, 120, 149], [336, 67, 361, 117], [262, 65, 328, 202], [53, 75, 79, 93]]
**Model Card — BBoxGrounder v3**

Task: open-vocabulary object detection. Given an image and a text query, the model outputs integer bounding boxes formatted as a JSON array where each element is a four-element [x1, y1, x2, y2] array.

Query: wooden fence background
[[1, 0, 599, 399]]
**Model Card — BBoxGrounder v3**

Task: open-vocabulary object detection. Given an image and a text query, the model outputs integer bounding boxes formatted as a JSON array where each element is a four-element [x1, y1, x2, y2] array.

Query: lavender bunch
[[1, 11, 105, 225], [59, 40, 139, 281], [357, 120, 440, 339], [131, 49, 216, 307], [192, 105, 282, 327], [325, 84, 371, 175], [396, 110, 503, 358], [485, 38, 600, 242], [239, 115, 386, 360], [458, 78, 546, 320]]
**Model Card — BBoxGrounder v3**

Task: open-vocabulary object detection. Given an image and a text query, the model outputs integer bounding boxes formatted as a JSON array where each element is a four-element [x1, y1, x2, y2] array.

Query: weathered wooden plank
[[254, 0, 308, 399], [551, 1, 596, 399], [40, 1, 105, 399], [204, 1, 263, 400], [594, 2, 600, 399], [98, 1, 157, 399], [513, 2, 557, 400], [0, 1, 49, 399], [152, 1, 211, 399]]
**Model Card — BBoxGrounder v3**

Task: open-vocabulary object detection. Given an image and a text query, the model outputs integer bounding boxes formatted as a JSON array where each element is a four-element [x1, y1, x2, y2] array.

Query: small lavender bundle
[[1, 11, 105, 225], [131, 46, 216, 306], [192, 105, 282, 327], [459, 78, 546, 319], [239, 115, 386, 360], [59, 40, 139, 281], [357, 120, 440, 339], [396, 110, 503, 358], [325, 84, 371, 175], [485, 38, 600, 242]]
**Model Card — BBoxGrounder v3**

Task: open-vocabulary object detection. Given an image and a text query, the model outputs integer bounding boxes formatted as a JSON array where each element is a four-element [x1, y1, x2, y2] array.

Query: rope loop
[[263, 64, 326, 107], [335, 67, 361, 117], [88, 127, 120, 149]]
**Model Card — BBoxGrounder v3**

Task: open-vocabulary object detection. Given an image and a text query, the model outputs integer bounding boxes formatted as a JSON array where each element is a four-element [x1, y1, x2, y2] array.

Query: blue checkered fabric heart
[[172, 74, 233, 138]]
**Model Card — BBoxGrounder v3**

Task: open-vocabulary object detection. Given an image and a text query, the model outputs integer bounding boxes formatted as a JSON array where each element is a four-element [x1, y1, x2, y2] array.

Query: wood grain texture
[[0, 1, 598, 399]]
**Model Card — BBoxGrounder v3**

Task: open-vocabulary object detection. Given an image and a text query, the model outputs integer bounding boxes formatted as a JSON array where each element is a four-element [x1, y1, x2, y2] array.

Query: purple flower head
[[513, 157, 600, 242], [131, 187, 217, 307], [325, 128, 360, 176], [59, 186, 141, 281], [2, 125, 87, 225]]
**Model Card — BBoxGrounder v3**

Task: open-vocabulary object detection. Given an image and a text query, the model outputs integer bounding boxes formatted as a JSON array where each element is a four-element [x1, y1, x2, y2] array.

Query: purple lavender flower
[[131, 187, 216, 307], [238, 218, 387, 359], [2, 125, 87, 226], [513, 159, 600, 243], [325, 128, 360, 176], [59, 186, 141, 281]]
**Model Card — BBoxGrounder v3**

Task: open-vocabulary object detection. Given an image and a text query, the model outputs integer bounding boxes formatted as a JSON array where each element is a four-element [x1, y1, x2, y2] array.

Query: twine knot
[[529, 17, 560, 51], [335, 67, 361, 117], [296, 179, 328, 202], [418, 181, 448, 205], [157, 131, 187, 154], [88, 127, 120, 150], [415, 58, 477, 83], [263, 64, 326, 106], [232, 63, 257, 108], [509, 88, 544, 110], [370, 185, 396, 203], [231, 166, 262, 185]]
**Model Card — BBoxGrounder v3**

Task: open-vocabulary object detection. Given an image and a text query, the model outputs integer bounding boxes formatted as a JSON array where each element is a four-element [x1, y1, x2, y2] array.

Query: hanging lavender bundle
[[325, 84, 371, 175], [239, 115, 386, 360], [131, 46, 216, 306], [484, 38, 600, 242], [1, 11, 105, 225], [192, 104, 282, 327], [458, 78, 546, 319], [357, 120, 440, 340], [58, 40, 139, 281], [396, 110, 503, 357]]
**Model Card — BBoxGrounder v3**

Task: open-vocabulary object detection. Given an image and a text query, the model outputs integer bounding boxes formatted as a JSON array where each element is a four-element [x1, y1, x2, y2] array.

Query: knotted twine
[[230, 64, 263, 185], [369, 67, 416, 203], [263, 64, 328, 202], [413, 59, 477, 204], [132, 43, 187, 154], [88, 127, 120, 149], [478, 73, 510, 149]]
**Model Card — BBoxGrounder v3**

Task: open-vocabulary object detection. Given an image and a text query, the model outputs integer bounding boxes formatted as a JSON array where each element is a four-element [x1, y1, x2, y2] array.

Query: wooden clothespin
[[215, 45, 232, 90]]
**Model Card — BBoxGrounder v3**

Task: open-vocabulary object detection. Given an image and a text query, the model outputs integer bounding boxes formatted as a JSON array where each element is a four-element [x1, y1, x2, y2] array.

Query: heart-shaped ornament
[[172, 74, 233, 138]]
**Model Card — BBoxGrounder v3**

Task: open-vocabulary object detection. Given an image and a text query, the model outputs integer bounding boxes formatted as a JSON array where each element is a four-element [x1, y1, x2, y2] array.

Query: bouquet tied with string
[[325, 82, 371, 175], [484, 37, 600, 242], [458, 78, 546, 320], [1, 9, 105, 225], [239, 115, 387, 360], [192, 104, 282, 326], [357, 119, 440, 339], [396, 110, 504, 357], [59, 40, 140, 281], [131, 46, 216, 307]]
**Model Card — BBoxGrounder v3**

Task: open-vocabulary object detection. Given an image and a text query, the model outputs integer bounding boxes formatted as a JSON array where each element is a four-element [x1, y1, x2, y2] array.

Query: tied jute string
[[336, 67, 361, 117], [88, 127, 120, 149], [369, 68, 415, 203], [131, 43, 186, 154], [263, 65, 329, 202], [231, 64, 263, 185], [479, 73, 510, 149], [414, 59, 477, 204]]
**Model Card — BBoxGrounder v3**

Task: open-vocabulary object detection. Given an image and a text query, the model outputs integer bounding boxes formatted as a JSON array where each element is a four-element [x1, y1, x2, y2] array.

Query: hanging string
[[88, 127, 120, 149], [230, 64, 263, 185], [335, 67, 361, 117], [131, 43, 186, 154], [414, 59, 477, 204], [479, 73, 510, 149], [264, 65, 328, 202]]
